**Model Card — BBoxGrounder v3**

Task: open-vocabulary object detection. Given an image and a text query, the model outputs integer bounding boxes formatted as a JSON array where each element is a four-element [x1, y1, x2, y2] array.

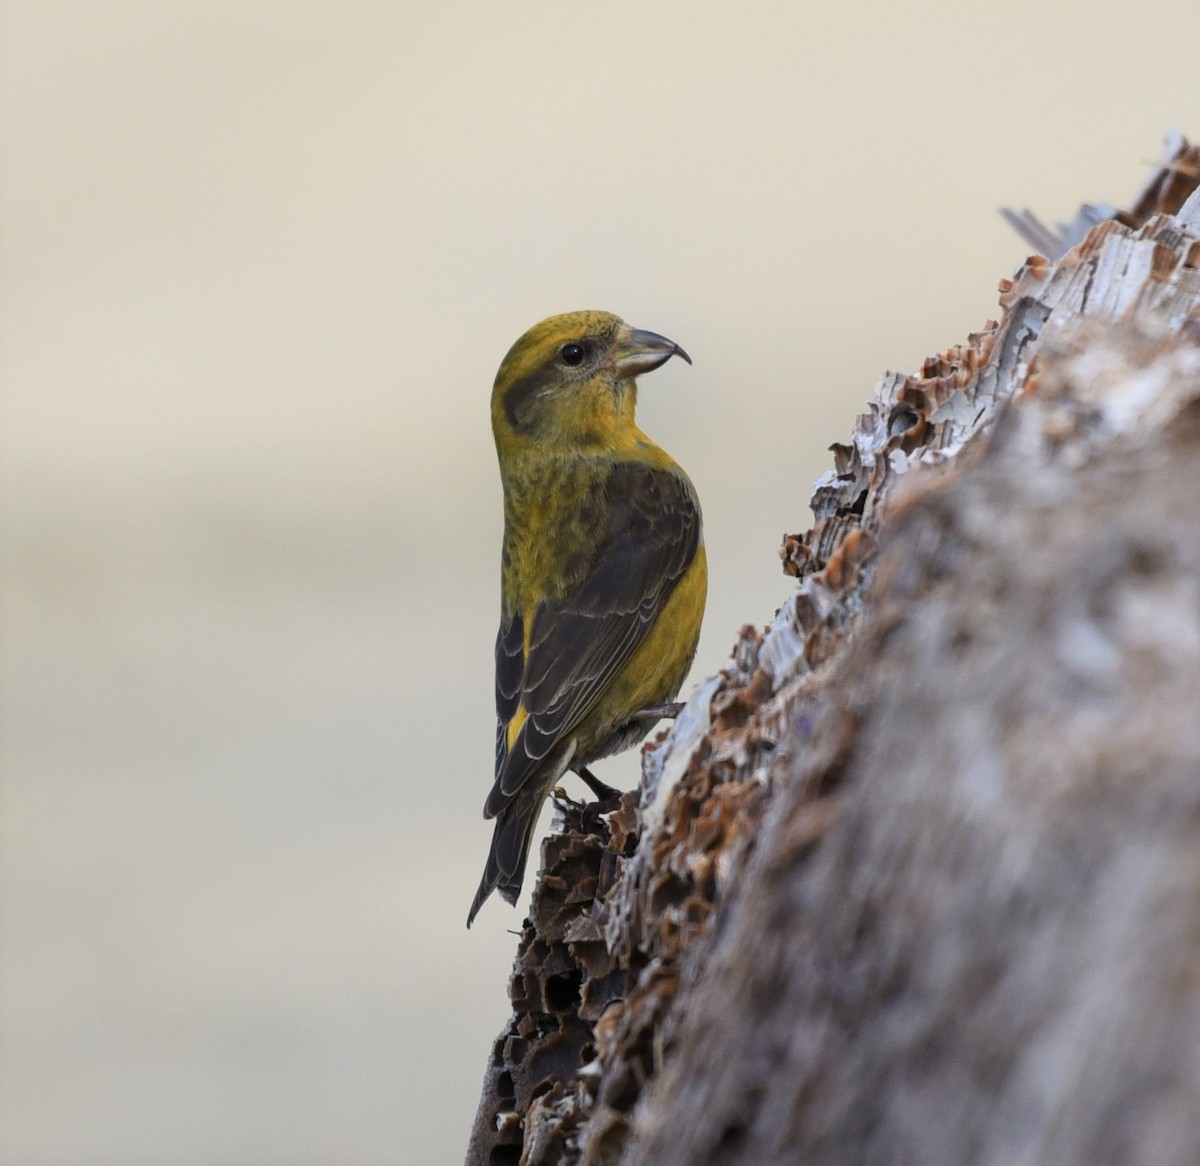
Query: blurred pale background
[[2, 2, 1197, 1163]]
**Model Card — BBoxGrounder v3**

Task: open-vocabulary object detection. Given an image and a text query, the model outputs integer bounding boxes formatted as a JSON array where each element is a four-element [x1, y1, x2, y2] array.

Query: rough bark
[[466, 135, 1200, 1166]]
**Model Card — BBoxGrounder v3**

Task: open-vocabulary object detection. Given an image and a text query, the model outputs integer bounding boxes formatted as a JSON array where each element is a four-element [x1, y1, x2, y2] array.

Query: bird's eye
[[560, 342, 586, 366]]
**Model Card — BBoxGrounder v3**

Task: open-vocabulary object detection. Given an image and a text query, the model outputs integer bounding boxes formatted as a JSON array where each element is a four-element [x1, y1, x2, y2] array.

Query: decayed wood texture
[[466, 136, 1200, 1166]]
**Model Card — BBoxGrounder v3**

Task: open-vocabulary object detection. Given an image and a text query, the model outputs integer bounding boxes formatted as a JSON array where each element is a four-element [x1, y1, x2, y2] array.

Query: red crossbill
[[468, 310, 706, 926]]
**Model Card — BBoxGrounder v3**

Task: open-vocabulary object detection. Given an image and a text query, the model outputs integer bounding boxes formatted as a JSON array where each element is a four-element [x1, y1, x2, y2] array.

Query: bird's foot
[[551, 785, 580, 811], [577, 765, 622, 805], [627, 701, 685, 723]]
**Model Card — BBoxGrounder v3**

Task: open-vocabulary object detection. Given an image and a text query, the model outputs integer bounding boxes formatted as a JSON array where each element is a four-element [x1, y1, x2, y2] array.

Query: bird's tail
[[466, 791, 541, 927]]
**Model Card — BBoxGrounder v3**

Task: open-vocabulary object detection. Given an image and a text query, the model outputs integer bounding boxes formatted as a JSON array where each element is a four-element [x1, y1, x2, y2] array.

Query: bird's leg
[[627, 702, 685, 722], [576, 765, 621, 802]]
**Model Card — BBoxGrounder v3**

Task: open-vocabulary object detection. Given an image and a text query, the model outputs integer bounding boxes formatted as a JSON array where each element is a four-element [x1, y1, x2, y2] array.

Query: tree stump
[[466, 134, 1200, 1166]]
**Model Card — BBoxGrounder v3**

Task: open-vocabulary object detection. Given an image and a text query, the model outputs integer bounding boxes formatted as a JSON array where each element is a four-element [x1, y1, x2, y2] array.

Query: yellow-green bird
[[467, 310, 706, 927]]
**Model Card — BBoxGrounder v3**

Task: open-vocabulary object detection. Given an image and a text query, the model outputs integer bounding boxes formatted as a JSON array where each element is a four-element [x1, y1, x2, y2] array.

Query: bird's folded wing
[[486, 461, 700, 818]]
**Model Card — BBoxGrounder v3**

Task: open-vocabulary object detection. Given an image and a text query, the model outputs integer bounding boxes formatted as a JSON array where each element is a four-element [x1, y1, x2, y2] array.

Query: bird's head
[[491, 310, 690, 455]]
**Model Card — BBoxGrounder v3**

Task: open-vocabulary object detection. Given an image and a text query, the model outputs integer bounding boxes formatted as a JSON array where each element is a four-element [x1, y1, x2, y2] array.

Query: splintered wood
[[466, 136, 1200, 1166]]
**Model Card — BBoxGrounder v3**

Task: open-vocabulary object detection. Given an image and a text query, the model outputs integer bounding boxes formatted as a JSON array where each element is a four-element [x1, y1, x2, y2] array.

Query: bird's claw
[[577, 765, 622, 802], [628, 701, 685, 722]]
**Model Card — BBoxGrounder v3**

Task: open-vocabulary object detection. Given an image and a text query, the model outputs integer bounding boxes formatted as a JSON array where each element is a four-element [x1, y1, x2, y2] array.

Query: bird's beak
[[611, 325, 692, 379]]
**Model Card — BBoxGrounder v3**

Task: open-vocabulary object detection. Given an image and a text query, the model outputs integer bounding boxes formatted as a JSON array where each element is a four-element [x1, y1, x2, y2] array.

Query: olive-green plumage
[[467, 310, 706, 926]]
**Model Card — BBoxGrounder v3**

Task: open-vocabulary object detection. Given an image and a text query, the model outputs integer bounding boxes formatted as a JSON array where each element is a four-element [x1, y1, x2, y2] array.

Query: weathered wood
[[466, 135, 1200, 1166]]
